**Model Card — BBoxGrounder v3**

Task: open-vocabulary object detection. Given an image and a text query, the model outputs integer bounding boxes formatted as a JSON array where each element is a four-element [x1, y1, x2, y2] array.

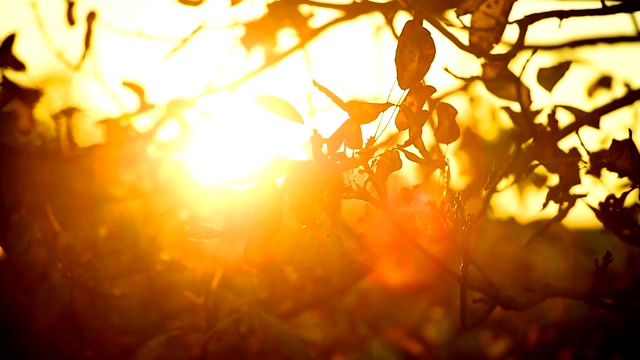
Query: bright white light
[[183, 93, 310, 186]]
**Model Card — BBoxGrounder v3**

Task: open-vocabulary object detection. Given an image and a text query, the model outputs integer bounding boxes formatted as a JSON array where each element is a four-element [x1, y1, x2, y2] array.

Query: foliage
[[2, 0, 640, 359]]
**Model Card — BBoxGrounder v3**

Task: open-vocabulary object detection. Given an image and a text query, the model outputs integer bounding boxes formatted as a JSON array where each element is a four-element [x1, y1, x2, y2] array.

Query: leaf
[[344, 100, 393, 125], [328, 119, 362, 151], [482, 62, 532, 108], [501, 107, 540, 134], [313, 80, 391, 124], [313, 80, 346, 109], [469, 0, 517, 54], [260, 312, 314, 360], [434, 102, 460, 144], [241, 1, 310, 51], [537, 61, 571, 93], [66, 1, 76, 26], [254, 95, 304, 124], [587, 75, 613, 97], [589, 129, 640, 184], [456, 0, 486, 16], [178, 0, 205, 6], [0, 33, 26, 71], [122, 81, 154, 113], [373, 149, 403, 185], [395, 17, 436, 90], [78, 11, 97, 67], [589, 190, 640, 248]]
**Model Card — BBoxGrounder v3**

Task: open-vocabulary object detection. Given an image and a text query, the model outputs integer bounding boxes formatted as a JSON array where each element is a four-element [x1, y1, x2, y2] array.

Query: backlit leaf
[[469, 0, 517, 54], [456, 0, 486, 16], [254, 95, 304, 124], [123, 81, 154, 113], [344, 100, 393, 125], [395, 17, 436, 90], [482, 62, 532, 108], [0, 34, 26, 71], [328, 119, 363, 151], [66, 1, 76, 26], [587, 75, 613, 98], [434, 102, 460, 144], [314, 81, 392, 124], [78, 11, 97, 67], [178, 0, 205, 6], [537, 61, 571, 93], [373, 149, 403, 185]]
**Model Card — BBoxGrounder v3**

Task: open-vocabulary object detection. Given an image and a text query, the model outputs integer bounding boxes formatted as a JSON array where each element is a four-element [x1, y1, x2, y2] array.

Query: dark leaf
[[178, 0, 205, 6], [78, 11, 97, 67], [501, 107, 540, 134], [344, 100, 393, 125], [314, 80, 392, 123], [122, 81, 154, 113], [482, 62, 532, 108], [0, 33, 26, 71], [587, 75, 613, 97], [537, 61, 571, 93], [0, 75, 42, 109], [373, 149, 402, 185], [589, 129, 640, 183], [469, 0, 516, 54], [241, 1, 310, 52], [456, 0, 486, 16], [434, 102, 460, 144], [590, 190, 640, 248], [395, 17, 436, 90], [66, 1, 76, 26], [254, 95, 304, 124], [327, 119, 363, 152]]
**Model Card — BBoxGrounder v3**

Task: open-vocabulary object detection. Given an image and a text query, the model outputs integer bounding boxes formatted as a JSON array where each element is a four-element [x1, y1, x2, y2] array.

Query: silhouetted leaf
[[344, 101, 393, 125], [328, 119, 362, 151], [178, 0, 205, 6], [456, 0, 486, 16], [241, 1, 310, 51], [66, 1, 76, 26], [589, 129, 640, 183], [537, 61, 571, 92], [373, 149, 402, 185], [482, 62, 532, 108], [254, 95, 304, 124], [395, 17, 436, 90], [501, 107, 540, 134], [123, 81, 154, 113], [78, 11, 97, 67], [587, 75, 613, 97], [0, 33, 26, 71], [434, 102, 460, 144], [590, 189, 640, 248], [469, 0, 516, 54]]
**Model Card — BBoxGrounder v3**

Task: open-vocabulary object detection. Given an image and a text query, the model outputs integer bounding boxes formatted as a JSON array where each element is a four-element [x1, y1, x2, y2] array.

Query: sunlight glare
[[182, 93, 310, 186]]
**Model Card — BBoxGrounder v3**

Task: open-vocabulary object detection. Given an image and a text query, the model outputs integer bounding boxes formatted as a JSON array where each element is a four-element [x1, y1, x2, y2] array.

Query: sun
[[174, 92, 310, 186]]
